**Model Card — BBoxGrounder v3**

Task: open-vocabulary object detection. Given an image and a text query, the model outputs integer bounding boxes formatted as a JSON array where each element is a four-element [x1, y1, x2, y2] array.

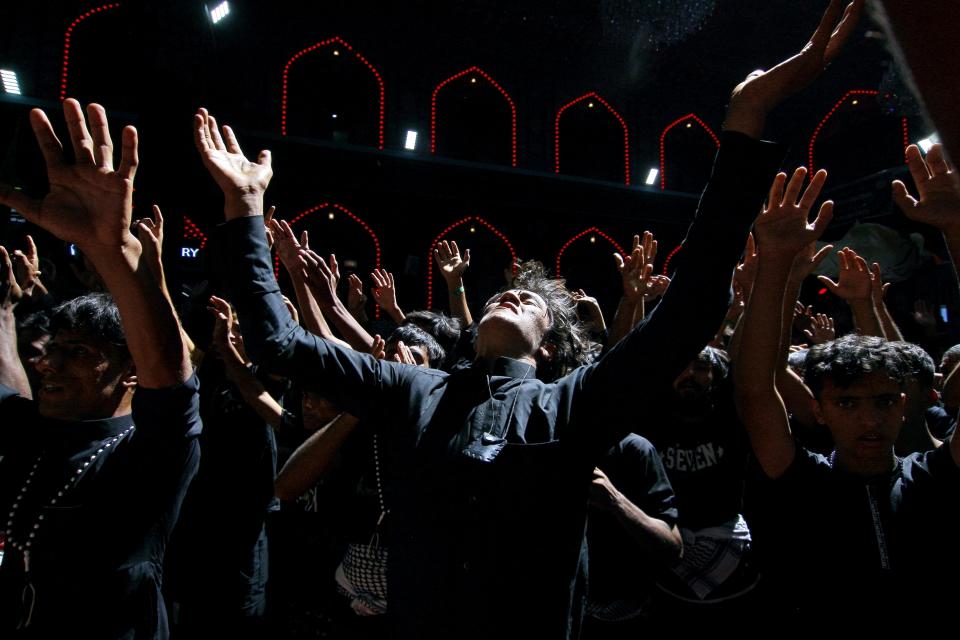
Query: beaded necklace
[[5, 424, 135, 629]]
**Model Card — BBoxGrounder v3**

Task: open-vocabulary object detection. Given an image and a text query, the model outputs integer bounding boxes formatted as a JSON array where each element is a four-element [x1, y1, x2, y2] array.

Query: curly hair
[[803, 334, 908, 399], [505, 261, 600, 381], [887, 341, 935, 390]]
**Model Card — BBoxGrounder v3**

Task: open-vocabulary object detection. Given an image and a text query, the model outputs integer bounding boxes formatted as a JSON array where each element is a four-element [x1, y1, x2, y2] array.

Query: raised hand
[[193, 108, 272, 218], [726, 0, 863, 136], [754, 167, 833, 260], [0, 100, 139, 253], [270, 218, 309, 275], [912, 300, 938, 331], [818, 247, 873, 301], [892, 143, 960, 233], [869, 262, 891, 305], [263, 206, 277, 249], [803, 311, 836, 345], [207, 295, 246, 366], [369, 334, 386, 360], [643, 274, 671, 302], [11, 235, 42, 296], [0, 246, 23, 309], [734, 232, 758, 294], [614, 233, 656, 303], [434, 240, 470, 284], [391, 341, 418, 366], [298, 249, 340, 308], [370, 268, 403, 319], [571, 289, 604, 329], [346, 273, 367, 315]]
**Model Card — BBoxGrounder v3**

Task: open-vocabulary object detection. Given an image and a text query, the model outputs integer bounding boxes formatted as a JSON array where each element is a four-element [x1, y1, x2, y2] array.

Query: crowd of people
[[0, 1, 958, 637]]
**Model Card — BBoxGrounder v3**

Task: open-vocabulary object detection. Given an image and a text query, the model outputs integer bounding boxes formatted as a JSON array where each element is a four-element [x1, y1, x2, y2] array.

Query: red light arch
[[279, 203, 382, 318], [661, 244, 683, 275], [280, 36, 385, 150], [555, 227, 626, 278], [430, 66, 518, 167], [554, 92, 631, 185], [658, 113, 720, 191], [807, 89, 880, 174], [59, 3, 123, 101], [426, 216, 517, 310]]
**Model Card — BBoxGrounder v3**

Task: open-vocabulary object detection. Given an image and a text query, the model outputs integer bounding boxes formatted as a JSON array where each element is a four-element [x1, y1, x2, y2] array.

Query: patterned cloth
[[665, 514, 752, 600], [335, 543, 389, 616]]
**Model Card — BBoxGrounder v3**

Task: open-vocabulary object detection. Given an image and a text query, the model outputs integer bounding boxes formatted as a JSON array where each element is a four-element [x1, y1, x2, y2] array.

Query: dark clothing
[[927, 403, 957, 440], [644, 384, 749, 530], [166, 360, 279, 635], [218, 131, 784, 639], [753, 442, 960, 621], [587, 434, 677, 613], [0, 375, 201, 639]]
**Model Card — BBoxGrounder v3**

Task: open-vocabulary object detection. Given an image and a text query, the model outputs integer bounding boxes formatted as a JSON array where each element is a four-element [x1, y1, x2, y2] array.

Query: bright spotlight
[[210, 1, 230, 24], [644, 168, 659, 186], [404, 130, 418, 150], [1, 69, 22, 95], [917, 134, 940, 154]]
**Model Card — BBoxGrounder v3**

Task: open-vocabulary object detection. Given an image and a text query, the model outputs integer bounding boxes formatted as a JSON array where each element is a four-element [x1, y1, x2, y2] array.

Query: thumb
[[817, 275, 840, 293], [891, 180, 917, 214]]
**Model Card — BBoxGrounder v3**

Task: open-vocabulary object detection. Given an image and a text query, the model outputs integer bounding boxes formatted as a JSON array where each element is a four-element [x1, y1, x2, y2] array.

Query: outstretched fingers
[[63, 98, 96, 166], [28, 108, 65, 170], [783, 167, 808, 206], [116, 126, 138, 181], [86, 103, 114, 171], [799, 169, 828, 212]]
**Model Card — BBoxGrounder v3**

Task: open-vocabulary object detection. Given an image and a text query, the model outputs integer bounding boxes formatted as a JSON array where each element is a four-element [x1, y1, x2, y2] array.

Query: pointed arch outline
[[430, 65, 518, 167], [555, 226, 625, 278], [554, 92, 631, 185], [280, 36, 385, 149], [426, 215, 517, 310], [59, 3, 123, 101], [807, 89, 880, 174], [278, 202, 383, 319], [658, 113, 720, 191]]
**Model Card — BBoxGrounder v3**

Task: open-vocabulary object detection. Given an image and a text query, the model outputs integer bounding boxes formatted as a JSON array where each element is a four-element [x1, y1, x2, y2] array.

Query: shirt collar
[[44, 413, 136, 449], [475, 356, 536, 379]]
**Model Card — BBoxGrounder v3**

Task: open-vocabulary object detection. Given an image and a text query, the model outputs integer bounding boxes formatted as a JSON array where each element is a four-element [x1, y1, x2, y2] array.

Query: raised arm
[[11, 235, 48, 304], [371, 268, 406, 323], [434, 240, 473, 326], [869, 262, 904, 341], [891, 141, 960, 465], [0, 246, 30, 396], [817, 247, 884, 337], [0, 100, 189, 387], [735, 168, 833, 479]]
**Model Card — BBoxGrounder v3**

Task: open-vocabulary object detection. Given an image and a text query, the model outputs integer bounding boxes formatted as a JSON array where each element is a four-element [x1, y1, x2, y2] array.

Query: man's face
[[18, 329, 51, 392], [35, 329, 134, 420], [476, 289, 551, 358], [673, 360, 714, 400], [813, 371, 905, 475]]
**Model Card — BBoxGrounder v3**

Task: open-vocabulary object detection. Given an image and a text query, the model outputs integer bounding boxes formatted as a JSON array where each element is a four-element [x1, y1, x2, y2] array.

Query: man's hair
[[50, 293, 129, 359], [887, 341, 935, 390], [787, 348, 808, 377], [17, 309, 52, 337], [386, 323, 445, 368], [942, 343, 960, 373], [696, 346, 730, 381], [506, 261, 599, 381], [403, 310, 461, 357], [803, 335, 908, 398]]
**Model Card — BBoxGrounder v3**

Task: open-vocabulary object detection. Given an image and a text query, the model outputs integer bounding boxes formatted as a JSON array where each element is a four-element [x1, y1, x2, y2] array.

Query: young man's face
[[813, 371, 906, 475], [35, 329, 135, 420], [673, 359, 715, 400], [476, 289, 551, 358]]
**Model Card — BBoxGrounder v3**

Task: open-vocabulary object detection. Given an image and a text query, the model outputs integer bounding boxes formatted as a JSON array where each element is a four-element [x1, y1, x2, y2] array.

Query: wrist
[[224, 191, 265, 220], [445, 277, 464, 292]]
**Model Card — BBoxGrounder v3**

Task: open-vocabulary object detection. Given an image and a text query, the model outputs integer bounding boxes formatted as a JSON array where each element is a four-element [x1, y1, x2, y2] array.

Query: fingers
[[745, 232, 756, 258], [925, 143, 951, 176], [462, 248, 470, 266], [86, 103, 114, 171], [904, 145, 931, 186], [207, 114, 227, 151], [258, 150, 272, 168], [28, 108, 65, 169], [264, 205, 276, 225], [194, 111, 212, 153], [24, 235, 38, 261], [151, 204, 164, 229], [810, 0, 844, 51], [810, 243, 834, 270], [0, 183, 42, 219], [222, 125, 243, 155], [799, 169, 828, 212], [817, 275, 840, 293], [613, 253, 625, 271], [768, 172, 787, 208], [116, 126, 138, 181], [62, 98, 96, 165], [891, 180, 917, 213], [330, 254, 340, 280], [824, 0, 865, 63], [300, 230, 309, 249], [783, 167, 808, 206], [810, 200, 834, 236], [450, 240, 460, 257]]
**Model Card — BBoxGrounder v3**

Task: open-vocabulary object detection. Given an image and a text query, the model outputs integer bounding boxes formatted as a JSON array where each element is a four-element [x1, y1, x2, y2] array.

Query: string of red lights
[[555, 227, 626, 278], [554, 92, 631, 185]]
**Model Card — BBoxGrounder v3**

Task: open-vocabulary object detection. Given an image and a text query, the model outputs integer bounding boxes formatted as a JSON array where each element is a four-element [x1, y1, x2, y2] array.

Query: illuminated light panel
[[661, 244, 683, 275], [917, 133, 940, 154], [0, 69, 21, 95], [182, 215, 208, 250], [658, 113, 720, 190], [644, 168, 659, 186], [279, 202, 382, 318], [426, 216, 517, 310], [554, 91, 631, 185], [807, 89, 879, 174], [430, 66, 518, 167], [59, 3, 122, 101], [404, 130, 417, 150], [281, 36, 385, 150], [555, 227, 626, 278], [210, 1, 230, 24]]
